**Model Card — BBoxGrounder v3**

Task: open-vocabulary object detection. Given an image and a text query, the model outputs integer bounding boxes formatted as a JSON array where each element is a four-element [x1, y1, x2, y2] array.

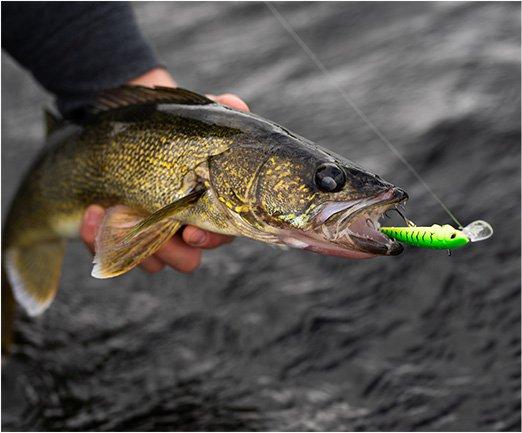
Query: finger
[[139, 256, 166, 274], [197, 232, 234, 249], [182, 226, 234, 249], [154, 237, 202, 273], [80, 205, 105, 254], [209, 93, 250, 112], [128, 68, 177, 88]]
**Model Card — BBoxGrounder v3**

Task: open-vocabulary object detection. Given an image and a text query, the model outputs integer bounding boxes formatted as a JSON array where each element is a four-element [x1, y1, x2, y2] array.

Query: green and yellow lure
[[379, 220, 493, 250]]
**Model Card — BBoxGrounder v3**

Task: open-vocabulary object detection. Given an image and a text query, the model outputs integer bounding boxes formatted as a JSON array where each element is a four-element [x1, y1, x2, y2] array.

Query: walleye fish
[[2, 86, 408, 320]]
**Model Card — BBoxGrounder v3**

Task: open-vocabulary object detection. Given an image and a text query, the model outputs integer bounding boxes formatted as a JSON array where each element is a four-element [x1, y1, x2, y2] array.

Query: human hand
[[80, 68, 249, 273]]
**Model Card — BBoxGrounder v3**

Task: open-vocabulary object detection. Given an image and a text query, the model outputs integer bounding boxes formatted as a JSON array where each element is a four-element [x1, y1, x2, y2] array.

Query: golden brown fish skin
[[4, 107, 241, 250], [6, 101, 398, 253]]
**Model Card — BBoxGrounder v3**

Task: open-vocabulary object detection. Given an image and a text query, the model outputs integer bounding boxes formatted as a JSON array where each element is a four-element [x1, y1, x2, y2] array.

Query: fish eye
[[314, 163, 346, 192], [450, 233, 456, 239]]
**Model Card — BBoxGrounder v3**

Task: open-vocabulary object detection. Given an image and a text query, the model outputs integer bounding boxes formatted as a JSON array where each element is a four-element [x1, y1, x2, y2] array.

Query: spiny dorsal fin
[[90, 85, 214, 115], [44, 108, 64, 136]]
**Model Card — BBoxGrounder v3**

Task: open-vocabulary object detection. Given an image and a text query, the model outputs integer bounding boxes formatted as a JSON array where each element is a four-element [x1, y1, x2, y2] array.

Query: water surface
[[2, 2, 520, 430]]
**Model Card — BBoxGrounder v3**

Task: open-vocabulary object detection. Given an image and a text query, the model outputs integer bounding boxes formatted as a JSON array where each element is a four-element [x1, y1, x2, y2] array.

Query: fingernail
[[189, 230, 207, 246]]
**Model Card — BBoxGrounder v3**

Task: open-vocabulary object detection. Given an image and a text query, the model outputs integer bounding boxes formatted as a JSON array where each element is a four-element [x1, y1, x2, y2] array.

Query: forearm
[[2, 2, 163, 117]]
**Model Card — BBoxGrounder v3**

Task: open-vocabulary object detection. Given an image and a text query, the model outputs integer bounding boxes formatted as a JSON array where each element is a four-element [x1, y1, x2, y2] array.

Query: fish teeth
[[335, 209, 352, 238]]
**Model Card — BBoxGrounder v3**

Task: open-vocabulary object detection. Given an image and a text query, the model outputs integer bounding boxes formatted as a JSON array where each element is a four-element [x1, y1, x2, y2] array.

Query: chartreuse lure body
[[379, 220, 493, 250], [379, 224, 468, 249]]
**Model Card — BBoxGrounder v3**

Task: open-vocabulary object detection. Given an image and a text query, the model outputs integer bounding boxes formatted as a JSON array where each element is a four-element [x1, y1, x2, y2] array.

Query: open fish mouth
[[313, 187, 408, 256], [277, 187, 408, 258]]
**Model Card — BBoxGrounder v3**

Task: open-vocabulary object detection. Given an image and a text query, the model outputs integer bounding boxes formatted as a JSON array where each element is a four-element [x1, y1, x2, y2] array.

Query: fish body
[[3, 86, 407, 320], [379, 224, 469, 249]]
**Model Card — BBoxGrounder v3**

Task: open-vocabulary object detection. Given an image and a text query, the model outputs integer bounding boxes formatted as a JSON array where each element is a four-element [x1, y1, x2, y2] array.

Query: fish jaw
[[276, 187, 408, 258], [276, 232, 378, 259]]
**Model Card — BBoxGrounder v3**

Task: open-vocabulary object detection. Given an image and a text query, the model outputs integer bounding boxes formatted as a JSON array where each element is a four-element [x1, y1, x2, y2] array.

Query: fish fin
[[91, 207, 182, 279], [122, 189, 205, 243], [90, 85, 214, 114], [44, 108, 64, 136], [92, 189, 204, 278], [5, 239, 66, 317]]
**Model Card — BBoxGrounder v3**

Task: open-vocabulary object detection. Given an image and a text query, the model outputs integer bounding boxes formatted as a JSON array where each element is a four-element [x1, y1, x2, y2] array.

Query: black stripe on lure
[[379, 220, 493, 250]]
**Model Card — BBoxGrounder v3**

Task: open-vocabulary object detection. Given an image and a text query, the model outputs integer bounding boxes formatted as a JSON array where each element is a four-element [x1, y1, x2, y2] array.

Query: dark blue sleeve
[[1, 2, 162, 117]]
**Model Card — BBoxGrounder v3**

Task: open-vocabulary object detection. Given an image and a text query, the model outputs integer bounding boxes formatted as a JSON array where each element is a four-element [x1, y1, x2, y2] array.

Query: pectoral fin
[[92, 190, 204, 279], [5, 239, 65, 316], [122, 189, 204, 242]]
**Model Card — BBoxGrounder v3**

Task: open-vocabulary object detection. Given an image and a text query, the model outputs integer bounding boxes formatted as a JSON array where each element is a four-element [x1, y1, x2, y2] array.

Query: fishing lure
[[379, 220, 493, 250]]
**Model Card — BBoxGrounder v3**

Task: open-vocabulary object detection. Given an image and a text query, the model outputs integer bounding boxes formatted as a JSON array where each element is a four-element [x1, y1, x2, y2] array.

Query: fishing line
[[264, 2, 464, 229]]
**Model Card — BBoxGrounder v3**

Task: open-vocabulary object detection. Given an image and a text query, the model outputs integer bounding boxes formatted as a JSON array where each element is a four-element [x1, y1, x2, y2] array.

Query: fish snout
[[344, 168, 397, 196], [391, 187, 409, 203]]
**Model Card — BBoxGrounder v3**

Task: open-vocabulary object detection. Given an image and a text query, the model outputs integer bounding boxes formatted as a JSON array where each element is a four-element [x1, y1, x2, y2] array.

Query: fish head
[[245, 137, 409, 258]]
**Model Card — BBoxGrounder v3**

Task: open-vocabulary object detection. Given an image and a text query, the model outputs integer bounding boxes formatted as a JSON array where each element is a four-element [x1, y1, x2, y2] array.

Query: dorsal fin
[[89, 85, 214, 115], [44, 108, 64, 135]]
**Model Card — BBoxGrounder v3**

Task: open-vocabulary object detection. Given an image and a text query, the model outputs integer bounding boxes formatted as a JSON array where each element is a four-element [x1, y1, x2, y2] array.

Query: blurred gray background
[[2, 2, 520, 431]]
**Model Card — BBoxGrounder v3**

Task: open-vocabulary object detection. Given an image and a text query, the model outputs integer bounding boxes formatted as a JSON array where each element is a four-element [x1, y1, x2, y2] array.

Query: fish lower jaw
[[331, 211, 403, 256], [276, 231, 377, 259], [275, 206, 402, 258]]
